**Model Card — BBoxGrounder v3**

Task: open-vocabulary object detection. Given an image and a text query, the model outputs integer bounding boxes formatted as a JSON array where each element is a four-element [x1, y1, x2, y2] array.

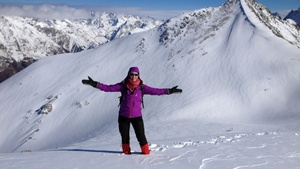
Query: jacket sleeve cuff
[[96, 82, 100, 89], [167, 89, 171, 94]]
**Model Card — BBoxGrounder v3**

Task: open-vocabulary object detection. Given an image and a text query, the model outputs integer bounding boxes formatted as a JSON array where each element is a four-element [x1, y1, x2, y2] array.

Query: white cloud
[[0, 4, 91, 19], [0, 3, 186, 20], [97, 6, 187, 20]]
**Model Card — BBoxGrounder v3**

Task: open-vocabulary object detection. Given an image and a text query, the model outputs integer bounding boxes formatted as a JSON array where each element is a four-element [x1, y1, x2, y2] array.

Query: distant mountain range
[[284, 8, 300, 25], [271, 8, 299, 23], [0, 13, 162, 82]]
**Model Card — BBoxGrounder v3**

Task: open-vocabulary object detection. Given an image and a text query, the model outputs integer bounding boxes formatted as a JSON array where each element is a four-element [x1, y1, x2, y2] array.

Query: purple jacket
[[97, 81, 169, 118]]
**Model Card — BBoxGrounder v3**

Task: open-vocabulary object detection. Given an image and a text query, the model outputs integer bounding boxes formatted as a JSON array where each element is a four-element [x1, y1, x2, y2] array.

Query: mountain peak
[[158, 1, 237, 47], [241, 0, 300, 47], [284, 8, 300, 25], [158, 0, 300, 49]]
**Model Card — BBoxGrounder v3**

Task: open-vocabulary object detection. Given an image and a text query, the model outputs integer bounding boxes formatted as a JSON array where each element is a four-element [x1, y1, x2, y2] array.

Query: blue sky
[[1, 0, 299, 11], [0, 0, 299, 19]]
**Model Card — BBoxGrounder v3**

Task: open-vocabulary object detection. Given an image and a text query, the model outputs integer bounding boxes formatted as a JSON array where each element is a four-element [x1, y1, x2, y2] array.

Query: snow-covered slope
[[0, 0, 300, 168]]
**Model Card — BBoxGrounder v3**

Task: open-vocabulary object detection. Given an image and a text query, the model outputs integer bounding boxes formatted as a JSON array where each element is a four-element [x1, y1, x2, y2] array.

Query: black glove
[[82, 76, 98, 88], [168, 85, 182, 94]]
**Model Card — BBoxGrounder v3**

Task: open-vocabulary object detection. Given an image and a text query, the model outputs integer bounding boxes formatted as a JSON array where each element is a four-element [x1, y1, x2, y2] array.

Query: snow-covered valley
[[0, 0, 300, 168]]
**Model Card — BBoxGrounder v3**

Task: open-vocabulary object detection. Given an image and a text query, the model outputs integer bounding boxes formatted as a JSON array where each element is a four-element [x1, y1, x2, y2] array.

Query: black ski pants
[[118, 116, 148, 146]]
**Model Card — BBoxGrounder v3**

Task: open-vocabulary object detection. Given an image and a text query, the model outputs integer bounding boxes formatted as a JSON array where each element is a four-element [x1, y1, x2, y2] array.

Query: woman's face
[[129, 71, 139, 81]]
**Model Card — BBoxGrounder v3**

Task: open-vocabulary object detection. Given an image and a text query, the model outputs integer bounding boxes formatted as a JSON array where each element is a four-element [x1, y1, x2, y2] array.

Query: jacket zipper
[[129, 93, 134, 118]]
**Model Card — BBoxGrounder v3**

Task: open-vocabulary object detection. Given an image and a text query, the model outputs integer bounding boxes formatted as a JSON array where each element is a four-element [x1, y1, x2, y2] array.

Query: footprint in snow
[[149, 144, 168, 152]]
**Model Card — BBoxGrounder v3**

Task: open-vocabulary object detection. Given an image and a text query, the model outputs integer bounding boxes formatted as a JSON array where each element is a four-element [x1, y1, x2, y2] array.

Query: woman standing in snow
[[82, 67, 182, 155]]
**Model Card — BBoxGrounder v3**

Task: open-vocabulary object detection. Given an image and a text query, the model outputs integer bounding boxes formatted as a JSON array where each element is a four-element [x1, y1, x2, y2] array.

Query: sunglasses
[[129, 73, 139, 77]]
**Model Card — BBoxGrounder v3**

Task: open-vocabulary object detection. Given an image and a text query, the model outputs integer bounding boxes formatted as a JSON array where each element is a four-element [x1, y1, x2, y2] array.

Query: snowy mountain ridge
[[244, 0, 300, 47], [159, 0, 300, 49], [159, 1, 234, 48], [0, 0, 299, 168]]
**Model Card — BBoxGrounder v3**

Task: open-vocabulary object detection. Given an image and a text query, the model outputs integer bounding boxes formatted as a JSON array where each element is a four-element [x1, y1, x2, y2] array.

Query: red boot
[[140, 143, 150, 155], [122, 144, 131, 155]]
